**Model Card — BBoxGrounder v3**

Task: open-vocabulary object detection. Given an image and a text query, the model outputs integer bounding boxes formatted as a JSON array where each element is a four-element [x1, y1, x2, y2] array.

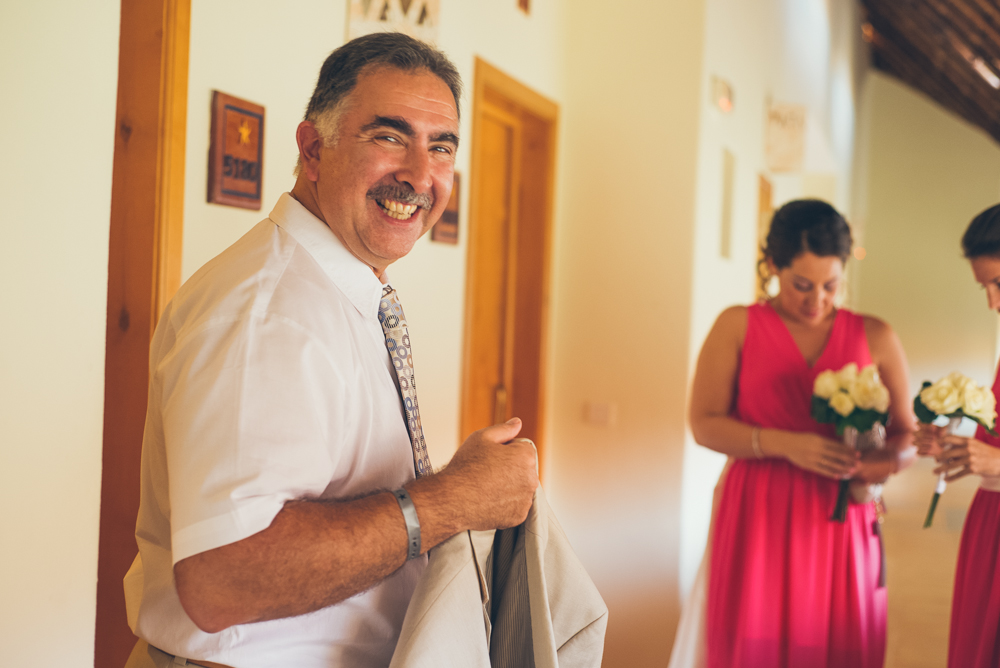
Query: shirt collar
[[268, 192, 386, 320]]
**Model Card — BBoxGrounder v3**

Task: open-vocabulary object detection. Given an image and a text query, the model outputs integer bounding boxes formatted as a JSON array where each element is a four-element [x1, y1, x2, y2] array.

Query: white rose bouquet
[[914, 372, 997, 433], [915, 372, 997, 528], [812, 363, 891, 522]]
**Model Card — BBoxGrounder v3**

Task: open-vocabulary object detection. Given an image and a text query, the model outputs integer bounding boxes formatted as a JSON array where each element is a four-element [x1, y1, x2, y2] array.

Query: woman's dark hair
[[758, 199, 852, 293], [961, 204, 1000, 259]]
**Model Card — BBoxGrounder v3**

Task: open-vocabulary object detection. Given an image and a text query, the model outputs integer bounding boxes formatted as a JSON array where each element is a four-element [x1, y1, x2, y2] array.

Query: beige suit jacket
[[389, 488, 608, 668]]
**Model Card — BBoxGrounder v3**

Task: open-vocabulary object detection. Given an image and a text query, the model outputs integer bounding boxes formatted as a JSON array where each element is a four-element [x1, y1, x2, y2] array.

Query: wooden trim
[[95, 0, 189, 665], [154, 0, 190, 319], [864, 0, 1000, 144], [461, 58, 558, 478], [473, 58, 559, 123]]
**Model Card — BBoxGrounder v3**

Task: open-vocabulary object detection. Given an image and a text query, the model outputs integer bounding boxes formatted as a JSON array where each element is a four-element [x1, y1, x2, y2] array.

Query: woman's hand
[[935, 435, 1000, 480], [775, 432, 858, 480], [914, 423, 946, 458], [853, 448, 895, 485]]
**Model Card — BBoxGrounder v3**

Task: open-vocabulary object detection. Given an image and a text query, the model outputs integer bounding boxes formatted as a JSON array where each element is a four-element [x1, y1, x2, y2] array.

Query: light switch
[[583, 401, 617, 427]]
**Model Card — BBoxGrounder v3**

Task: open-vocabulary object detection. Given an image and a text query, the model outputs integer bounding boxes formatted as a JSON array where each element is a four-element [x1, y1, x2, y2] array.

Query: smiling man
[[123, 33, 539, 668]]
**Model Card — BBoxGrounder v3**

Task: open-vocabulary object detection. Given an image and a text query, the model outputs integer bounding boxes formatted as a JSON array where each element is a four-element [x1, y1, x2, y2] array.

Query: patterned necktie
[[378, 285, 432, 477]]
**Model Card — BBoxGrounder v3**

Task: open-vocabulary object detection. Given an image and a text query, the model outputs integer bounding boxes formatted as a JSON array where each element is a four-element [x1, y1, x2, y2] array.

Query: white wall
[[0, 0, 119, 664], [547, 1, 706, 662], [678, 0, 867, 596], [855, 71, 1000, 390]]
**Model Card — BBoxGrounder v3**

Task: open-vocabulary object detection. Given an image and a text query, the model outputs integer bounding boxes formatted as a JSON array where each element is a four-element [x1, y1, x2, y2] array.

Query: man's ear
[[296, 121, 323, 182]]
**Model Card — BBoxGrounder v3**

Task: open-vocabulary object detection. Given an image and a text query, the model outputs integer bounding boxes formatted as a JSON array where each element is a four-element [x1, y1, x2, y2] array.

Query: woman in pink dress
[[917, 203, 1000, 667], [688, 199, 915, 668]]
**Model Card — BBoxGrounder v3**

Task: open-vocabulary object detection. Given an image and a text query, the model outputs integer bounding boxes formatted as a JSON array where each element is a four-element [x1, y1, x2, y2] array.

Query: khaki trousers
[[125, 639, 233, 668]]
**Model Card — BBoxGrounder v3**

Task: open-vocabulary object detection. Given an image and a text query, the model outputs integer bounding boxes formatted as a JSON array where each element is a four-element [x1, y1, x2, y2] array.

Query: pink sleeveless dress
[[706, 303, 886, 668], [949, 367, 1000, 667]]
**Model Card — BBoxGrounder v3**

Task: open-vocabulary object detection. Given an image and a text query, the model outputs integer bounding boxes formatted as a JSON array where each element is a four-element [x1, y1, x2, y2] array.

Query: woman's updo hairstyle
[[759, 199, 852, 289], [961, 204, 1000, 259]]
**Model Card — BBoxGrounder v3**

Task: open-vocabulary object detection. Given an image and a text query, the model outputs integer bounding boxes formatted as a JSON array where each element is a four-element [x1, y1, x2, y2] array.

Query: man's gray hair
[[295, 32, 463, 175]]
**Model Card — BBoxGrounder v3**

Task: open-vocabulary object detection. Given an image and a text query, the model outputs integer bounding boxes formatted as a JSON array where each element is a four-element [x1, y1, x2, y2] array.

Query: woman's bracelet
[[751, 426, 764, 459]]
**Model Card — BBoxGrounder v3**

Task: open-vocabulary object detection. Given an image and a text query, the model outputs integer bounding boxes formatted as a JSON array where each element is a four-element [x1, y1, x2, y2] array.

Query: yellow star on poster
[[237, 120, 252, 145]]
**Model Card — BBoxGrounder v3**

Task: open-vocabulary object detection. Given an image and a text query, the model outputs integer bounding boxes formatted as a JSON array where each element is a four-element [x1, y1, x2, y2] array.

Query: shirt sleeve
[[157, 311, 347, 564]]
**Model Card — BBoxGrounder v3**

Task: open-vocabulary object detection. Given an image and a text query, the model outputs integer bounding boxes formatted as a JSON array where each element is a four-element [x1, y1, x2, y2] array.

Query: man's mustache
[[367, 184, 433, 209]]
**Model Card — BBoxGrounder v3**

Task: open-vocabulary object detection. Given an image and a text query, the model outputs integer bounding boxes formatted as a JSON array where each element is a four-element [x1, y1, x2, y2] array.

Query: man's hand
[[436, 418, 539, 531]]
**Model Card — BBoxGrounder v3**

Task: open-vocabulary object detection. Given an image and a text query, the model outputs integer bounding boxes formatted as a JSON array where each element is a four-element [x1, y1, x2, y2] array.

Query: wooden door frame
[[461, 58, 558, 474], [95, 0, 189, 665]]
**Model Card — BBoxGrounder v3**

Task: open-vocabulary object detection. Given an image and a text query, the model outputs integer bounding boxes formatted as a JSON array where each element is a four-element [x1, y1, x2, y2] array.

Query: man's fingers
[[477, 417, 523, 443]]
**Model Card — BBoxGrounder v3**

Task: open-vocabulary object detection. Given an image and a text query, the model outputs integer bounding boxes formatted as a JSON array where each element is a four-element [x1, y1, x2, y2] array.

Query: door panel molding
[[461, 59, 558, 476]]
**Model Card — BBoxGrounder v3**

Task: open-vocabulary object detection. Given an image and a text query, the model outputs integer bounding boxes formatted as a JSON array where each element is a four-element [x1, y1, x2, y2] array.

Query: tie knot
[[379, 285, 404, 332]]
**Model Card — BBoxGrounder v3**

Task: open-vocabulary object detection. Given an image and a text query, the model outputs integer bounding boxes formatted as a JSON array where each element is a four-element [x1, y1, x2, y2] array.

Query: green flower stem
[[923, 471, 947, 529], [923, 491, 941, 529]]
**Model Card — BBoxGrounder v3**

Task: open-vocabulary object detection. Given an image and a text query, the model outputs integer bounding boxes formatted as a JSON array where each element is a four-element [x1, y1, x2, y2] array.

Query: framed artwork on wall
[[348, 0, 440, 44], [765, 103, 805, 173], [431, 172, 460, 244], [207, 91, 264, 210]]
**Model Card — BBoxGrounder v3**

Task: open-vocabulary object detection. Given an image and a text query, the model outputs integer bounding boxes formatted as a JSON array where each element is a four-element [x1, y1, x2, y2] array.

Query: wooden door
[[95, 1, 189, 665], [464, 104, 521, 429], [461, 60, 558, 469]]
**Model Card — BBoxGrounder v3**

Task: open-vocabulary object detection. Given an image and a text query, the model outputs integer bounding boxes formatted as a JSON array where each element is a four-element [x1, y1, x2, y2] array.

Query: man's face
[[308, 67, 458, 274]]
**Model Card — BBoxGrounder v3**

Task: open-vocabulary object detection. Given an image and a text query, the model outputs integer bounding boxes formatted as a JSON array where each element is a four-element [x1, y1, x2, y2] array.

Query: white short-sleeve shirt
[[124, 193, 425, 668]]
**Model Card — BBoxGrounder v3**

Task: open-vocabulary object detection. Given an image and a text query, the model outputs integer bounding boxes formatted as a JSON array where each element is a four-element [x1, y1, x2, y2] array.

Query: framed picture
[[431, 172, 460, 244], [208, 91, 264, 210], [348, 0, 440, 44], [765, 103, 805, 173]]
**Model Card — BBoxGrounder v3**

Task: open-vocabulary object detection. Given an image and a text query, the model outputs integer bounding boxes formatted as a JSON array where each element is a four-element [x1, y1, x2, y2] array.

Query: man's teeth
[[378, 199, 418, 220]]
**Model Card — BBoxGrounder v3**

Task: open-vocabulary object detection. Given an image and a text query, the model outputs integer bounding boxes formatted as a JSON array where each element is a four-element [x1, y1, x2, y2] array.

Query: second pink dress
[[948, 367, 1000, 667], [706, 303, 886, 668]]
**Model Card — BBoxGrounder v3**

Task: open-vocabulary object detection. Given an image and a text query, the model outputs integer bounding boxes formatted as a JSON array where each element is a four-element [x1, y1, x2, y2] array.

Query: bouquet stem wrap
[[923, 415, 963, 529], [830, 427, 858, 523], [829, 423, 886, 522]]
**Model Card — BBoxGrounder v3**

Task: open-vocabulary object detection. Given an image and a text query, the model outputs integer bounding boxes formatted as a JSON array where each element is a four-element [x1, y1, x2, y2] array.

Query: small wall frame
[[431, 172, 460, 244], [208, 91, 264, 210]]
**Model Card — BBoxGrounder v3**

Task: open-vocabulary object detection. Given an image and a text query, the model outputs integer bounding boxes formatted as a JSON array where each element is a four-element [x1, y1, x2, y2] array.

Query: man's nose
[[396, 147, 433, 194]]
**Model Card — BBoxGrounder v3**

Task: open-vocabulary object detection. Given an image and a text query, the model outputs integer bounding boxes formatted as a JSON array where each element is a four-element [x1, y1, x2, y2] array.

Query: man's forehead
[[352, 66, 459, 126]]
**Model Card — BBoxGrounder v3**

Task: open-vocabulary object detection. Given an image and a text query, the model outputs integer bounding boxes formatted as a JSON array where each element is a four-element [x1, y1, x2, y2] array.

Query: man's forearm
[[174, 490, 413, 633], [173, 420, 537, 633]]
